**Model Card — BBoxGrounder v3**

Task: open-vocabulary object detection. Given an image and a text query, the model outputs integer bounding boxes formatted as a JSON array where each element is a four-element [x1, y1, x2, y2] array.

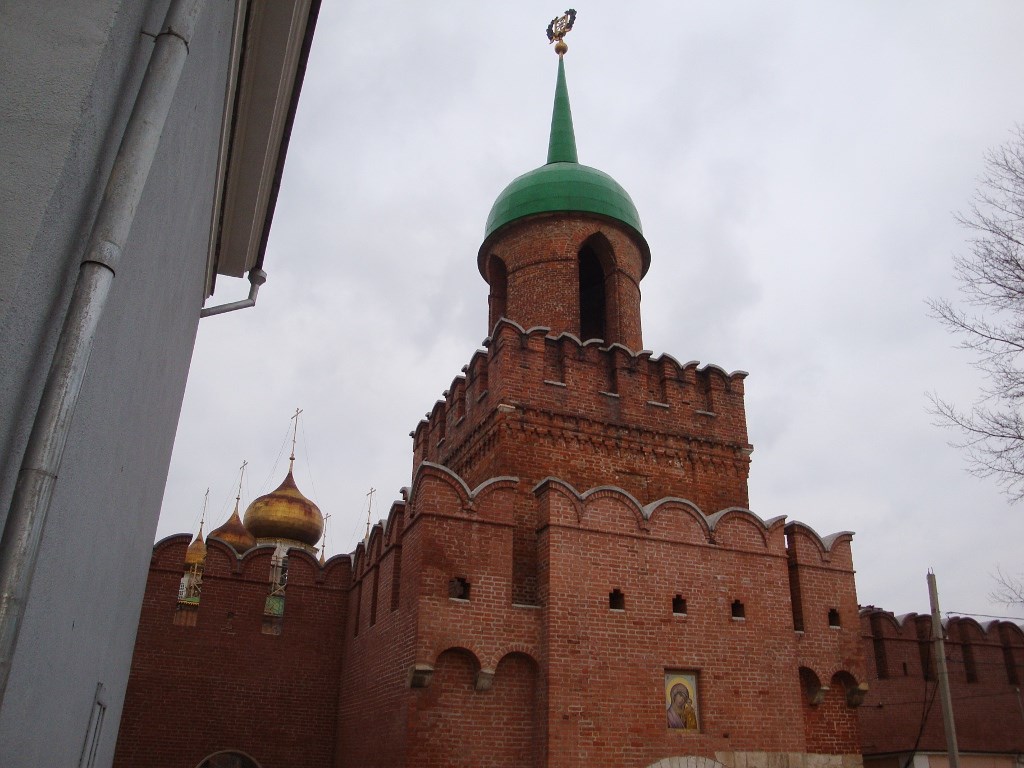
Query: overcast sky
[[158, 1, 1024, 619]]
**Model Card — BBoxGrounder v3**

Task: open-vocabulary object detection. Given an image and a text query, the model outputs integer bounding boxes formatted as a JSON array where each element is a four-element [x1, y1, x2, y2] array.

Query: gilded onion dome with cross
[[241, 409, 324, 554], [208, 496, 257, 554], [184, 523, 207, 566], [243, 470, 323, 552]]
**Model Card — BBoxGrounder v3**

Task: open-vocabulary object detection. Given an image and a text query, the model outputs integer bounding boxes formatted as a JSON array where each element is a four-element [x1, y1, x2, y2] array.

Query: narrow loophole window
[[731, 600, 745, 619], [828, 608, 841, 628], [448, 577, 470, 601], [609, 588, 625, 610], [672, 595, 687, 615]]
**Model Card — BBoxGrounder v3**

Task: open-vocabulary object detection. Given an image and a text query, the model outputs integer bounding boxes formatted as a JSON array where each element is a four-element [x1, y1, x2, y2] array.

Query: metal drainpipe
[[201, 268, 267, 317], [0, 0, 203, 705]]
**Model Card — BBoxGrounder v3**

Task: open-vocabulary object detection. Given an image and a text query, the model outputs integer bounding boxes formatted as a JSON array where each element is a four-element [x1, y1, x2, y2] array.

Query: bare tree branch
[[989, 566, 1024, 607], [930, 125, 1024, 500]]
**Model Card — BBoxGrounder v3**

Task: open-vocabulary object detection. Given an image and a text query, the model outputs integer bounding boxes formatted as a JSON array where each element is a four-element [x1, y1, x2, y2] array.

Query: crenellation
[[383, 501, 406, 547], [544, 334, 566, 383], [413, 319, 752, 495], [450, 375, 467, 423], [859, 607, 1023, 755], [367, 522, 384, 563]]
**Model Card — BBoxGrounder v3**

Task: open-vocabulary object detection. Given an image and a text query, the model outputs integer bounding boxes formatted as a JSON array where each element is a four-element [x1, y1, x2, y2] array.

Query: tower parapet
[[412, 319, 751, 509]]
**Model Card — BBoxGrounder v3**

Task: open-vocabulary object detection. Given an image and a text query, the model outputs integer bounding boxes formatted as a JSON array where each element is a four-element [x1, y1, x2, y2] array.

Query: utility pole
[[927, 569, 959, 768]]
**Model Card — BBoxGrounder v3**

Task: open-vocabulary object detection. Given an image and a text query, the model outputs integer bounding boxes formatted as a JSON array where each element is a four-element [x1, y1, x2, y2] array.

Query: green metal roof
[[482, 56, 646, 259], [484, 162, 643, 238], [547, 55, 578, 165]]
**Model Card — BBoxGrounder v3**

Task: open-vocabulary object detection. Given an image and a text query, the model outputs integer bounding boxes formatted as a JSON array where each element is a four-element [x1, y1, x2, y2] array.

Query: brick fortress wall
[[340, 202, 867, 764], [113, 536, 349, 768], [857, 608, 1024, 758], [333, 460, 865, 766], [336, 272, 865, 766], [116, 210, 871, 767]]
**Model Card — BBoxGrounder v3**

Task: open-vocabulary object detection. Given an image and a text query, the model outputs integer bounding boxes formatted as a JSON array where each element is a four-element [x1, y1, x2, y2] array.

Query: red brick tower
[[338, 20, 865, 768], [115, 18, 867, 768]]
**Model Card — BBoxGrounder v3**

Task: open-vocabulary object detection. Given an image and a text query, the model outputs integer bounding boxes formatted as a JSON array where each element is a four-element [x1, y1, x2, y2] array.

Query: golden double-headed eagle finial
[[546, 9, 576, 56]]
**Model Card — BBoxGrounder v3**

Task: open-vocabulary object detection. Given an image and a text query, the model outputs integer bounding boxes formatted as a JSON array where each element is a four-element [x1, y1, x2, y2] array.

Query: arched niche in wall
[[196, 751, 262, 768]]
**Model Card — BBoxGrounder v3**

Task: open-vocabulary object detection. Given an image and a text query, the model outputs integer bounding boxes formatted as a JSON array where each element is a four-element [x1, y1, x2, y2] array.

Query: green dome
[[484, 161, 643, 240], [480, 55, 647, 273]]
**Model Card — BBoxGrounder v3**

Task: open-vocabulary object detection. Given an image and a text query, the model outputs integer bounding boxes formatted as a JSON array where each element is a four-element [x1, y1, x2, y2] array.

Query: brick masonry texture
[[857, 608, 1024, 757], [113, 537, 349, 768], [480, 215, 646, 349], [113, 212, 948, 767]]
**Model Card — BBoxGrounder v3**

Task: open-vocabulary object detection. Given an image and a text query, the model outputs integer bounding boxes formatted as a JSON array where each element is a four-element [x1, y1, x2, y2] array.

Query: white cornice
[[205, 0, 316, 294]]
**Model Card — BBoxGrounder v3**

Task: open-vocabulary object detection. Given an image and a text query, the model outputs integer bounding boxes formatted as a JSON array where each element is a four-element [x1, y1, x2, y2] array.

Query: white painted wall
[[0, 1, 236, 764]]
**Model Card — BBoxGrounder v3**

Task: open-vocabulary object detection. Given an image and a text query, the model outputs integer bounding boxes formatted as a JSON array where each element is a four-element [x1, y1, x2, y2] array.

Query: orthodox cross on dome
[[198, 487, 209, 531], [236, 459, 248, 503], [546, 9, 576, 56], [289, 407, 303, 472], [319, 511, 331, 565], [364, 487, 376, 543]]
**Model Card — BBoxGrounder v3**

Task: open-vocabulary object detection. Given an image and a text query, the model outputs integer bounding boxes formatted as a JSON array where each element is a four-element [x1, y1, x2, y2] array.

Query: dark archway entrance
[[197, 751, 261, 768]]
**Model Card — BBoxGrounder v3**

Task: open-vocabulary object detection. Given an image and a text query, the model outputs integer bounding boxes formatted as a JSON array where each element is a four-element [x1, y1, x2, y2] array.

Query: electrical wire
[[899, 677, 939, 768], [299, 417, 321, 503], [257, 422, 292, 495]]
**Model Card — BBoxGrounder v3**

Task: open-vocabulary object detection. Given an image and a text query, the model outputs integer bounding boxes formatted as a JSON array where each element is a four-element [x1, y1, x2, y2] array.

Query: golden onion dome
[[243, 470, 323, 547], [184, 524, 207, 565], [209, 500, 257, 554]]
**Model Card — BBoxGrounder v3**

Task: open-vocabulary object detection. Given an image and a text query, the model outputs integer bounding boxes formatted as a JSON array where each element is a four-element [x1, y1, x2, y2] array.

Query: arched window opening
[[609, 588, 625, 610], [197, 750, 261, 768], [487, 255, 508, 333], [799, 666, 826, 707], [731, 599, 745, 619], [578, 242, 608, 342], [832, 670, 867, 708]]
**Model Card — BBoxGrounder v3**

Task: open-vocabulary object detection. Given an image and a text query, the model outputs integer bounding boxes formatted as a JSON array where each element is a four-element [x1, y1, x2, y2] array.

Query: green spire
[[546, 57, 578, 164]]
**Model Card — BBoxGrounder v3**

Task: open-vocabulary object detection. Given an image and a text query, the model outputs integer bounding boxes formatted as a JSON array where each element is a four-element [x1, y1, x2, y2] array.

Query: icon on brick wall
[[665, 671, 699, 730]]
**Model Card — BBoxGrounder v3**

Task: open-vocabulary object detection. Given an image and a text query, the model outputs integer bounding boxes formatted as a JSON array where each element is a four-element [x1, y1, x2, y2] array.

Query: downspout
[[0, 0, 203, 704], [200, 267, 267, 317]]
